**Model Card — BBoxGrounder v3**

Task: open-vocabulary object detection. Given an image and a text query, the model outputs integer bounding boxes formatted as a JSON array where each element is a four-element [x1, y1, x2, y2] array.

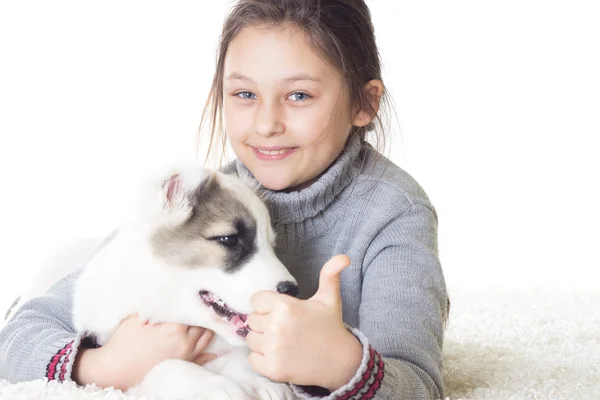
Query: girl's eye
[[287, 92, 311, 102], [235, 91, 257, 100]]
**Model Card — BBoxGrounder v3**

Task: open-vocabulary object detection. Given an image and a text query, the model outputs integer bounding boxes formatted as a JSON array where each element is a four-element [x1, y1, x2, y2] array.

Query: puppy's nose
[[276, 281, 299, 297]]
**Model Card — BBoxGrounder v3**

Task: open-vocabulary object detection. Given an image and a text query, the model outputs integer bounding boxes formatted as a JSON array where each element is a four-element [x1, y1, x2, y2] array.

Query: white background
[[1, 1, 599, 315]]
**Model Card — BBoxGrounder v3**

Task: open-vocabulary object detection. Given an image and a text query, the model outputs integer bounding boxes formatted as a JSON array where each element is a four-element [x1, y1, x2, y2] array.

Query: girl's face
[[222, 24, 355, 192]]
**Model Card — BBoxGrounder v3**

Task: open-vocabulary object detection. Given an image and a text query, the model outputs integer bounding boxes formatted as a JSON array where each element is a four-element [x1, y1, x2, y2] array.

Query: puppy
[[73, 165, 299, 399]]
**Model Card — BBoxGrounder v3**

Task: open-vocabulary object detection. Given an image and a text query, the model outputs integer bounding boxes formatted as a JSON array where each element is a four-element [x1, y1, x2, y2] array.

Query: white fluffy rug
[[442, 287, 600, 400], [1, 287, 599, 400]]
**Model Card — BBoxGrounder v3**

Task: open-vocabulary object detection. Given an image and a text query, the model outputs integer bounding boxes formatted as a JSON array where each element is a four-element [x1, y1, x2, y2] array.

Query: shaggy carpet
[[1, 287, 599, 399]]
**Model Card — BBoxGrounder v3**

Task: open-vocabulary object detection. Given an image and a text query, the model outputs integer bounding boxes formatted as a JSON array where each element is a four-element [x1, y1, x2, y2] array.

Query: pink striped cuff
[[46, 340, 75, 382], [337, 345, 384, 400], [293, 342, 385, 400]]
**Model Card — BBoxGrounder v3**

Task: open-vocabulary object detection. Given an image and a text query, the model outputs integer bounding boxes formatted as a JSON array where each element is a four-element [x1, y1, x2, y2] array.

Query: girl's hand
[[246, 255, 363, 391], [73, 315, 217, 390]]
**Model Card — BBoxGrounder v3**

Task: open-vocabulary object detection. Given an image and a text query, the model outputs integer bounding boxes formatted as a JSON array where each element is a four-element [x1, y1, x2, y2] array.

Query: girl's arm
[[0, 267, 89, 383], [292, 203, 448, 400]]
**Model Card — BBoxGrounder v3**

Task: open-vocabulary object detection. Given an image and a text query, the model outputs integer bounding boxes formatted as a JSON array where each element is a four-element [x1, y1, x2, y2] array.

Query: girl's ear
[[352, 79, 384, 127]]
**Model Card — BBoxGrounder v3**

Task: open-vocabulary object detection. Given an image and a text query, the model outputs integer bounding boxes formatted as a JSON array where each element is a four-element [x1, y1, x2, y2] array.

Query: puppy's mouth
[[199, 290, 249, 338]]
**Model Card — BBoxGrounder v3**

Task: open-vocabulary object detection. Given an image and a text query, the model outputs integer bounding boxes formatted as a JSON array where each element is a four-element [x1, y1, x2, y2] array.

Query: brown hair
[[197, 0, 395, 167]]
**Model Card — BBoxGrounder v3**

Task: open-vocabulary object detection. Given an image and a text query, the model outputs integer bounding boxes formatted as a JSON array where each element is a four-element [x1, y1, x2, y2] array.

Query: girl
[[0, 0, 449, 399]]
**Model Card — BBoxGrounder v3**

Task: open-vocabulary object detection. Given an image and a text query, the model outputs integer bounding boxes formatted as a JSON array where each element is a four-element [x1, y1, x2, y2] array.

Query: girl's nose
[[255, 100, 284, 137]]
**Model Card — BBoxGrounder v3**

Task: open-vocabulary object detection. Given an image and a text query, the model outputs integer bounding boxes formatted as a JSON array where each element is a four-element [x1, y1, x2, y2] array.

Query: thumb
[[310, 254, 351, 308]]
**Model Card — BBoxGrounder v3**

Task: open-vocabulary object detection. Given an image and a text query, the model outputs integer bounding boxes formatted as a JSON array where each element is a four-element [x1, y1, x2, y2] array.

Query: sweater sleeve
[[0, 268, 87, 383], [0, 231, 117, 384], [292, 203, 448, 400]]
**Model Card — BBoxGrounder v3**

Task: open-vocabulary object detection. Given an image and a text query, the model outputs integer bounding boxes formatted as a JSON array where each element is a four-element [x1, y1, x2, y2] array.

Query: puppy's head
[[143, 164, 297, 346]]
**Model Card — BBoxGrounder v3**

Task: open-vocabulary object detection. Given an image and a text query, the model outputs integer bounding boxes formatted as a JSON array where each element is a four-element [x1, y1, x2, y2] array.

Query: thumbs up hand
[[309, 254, 349, 310], [246, 255, 364, 391]]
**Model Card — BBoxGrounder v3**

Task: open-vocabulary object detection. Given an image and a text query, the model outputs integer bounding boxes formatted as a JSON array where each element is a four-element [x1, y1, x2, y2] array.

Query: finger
[[192, 352, 218, 366], [247, 351, 268, 376], [192, 328, 215, 357], [187, 326, 206, 348], [310, 254, 351, 308], [157, 322, 188, 337], [245, 330, 265, 354], [250, 290, 282, 314], [247, 312, 268, 333]]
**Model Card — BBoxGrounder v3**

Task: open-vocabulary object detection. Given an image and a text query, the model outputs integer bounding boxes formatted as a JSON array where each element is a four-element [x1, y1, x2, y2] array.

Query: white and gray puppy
[[73, 165, 299, 399]]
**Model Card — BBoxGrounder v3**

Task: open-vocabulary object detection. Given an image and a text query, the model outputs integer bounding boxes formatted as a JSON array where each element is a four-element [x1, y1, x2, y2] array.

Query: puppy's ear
[[160, 169, 214, 227], [159, 173, 191, 226], [163, 173, 185, 206]]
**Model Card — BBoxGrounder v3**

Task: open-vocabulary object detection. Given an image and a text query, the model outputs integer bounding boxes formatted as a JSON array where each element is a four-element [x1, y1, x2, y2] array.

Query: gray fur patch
[[150, 174, 257, 272]]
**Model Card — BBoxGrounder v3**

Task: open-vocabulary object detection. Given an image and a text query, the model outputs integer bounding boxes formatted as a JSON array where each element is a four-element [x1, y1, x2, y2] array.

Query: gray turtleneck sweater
[[0, 133, 448, 400]]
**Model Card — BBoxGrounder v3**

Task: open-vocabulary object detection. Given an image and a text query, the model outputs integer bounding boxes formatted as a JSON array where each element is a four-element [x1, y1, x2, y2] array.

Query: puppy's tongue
[[228, 314, 247, 330]]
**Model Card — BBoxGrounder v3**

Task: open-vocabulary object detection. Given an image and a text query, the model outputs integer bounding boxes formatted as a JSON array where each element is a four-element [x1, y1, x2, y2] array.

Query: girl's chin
[[248, 170, 297, 191], [242, 160, 315, 192]]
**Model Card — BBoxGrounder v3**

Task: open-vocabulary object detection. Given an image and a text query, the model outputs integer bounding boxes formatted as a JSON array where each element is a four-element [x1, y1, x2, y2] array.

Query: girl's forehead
[[223, 24, 340, 84]]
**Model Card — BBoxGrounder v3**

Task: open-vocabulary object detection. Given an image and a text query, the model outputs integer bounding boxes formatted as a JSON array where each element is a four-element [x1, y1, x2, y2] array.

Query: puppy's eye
[[218, 235, 239, 247]]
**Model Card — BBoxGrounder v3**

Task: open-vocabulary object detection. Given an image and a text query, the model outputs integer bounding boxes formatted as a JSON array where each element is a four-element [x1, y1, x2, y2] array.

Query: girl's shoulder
[[352, 145, 437, 217]]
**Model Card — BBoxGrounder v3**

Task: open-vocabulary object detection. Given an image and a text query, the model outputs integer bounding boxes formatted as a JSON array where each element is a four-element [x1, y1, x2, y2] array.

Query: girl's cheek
[[288, 118, 335, 146], [224, 107, 251, 138]]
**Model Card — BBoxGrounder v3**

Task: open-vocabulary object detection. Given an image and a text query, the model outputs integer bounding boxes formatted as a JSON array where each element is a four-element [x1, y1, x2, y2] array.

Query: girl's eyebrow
[[282, 74, 321, 83], [225, 72, 321, 83], [225, 72, 255, 82]]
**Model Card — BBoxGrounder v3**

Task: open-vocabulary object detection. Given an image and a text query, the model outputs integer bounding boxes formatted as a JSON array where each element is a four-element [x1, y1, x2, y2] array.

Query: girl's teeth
[[257, 149, 291, 155]]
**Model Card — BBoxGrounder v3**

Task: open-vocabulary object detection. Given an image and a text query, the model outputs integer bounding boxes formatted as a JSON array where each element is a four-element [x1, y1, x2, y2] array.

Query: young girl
[[0, 0, 448, 399]]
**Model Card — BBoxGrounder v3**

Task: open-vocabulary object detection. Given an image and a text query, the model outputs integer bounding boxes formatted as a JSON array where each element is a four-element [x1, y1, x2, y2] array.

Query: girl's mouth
[[199, 290, 249, 338], [251, 146, 297, 161]]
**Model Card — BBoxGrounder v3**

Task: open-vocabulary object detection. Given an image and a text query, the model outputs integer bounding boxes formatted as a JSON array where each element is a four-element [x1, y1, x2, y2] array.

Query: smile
[[257, 149, 290, 155], [251, 146, 297, 161]]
